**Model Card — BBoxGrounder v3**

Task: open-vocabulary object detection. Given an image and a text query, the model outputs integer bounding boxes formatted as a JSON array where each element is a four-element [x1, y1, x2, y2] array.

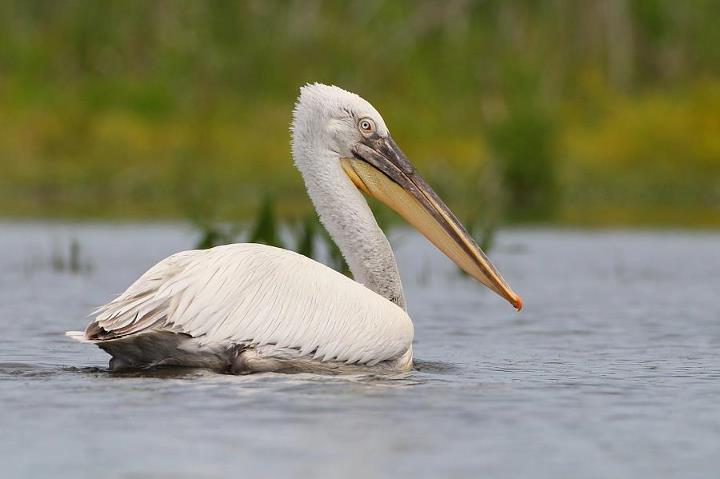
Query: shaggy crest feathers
[[293, 83, 383, 122], [291, 83, 388, 140]]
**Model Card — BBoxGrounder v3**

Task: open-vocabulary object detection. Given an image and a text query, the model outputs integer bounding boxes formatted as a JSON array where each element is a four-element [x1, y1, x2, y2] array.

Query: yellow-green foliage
[[0, 0, 718, 225], [560, 81, 720, 225]]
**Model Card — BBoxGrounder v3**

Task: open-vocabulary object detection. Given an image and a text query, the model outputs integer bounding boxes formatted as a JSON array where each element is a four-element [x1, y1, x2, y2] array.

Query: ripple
[[0, 362, 58, 378]]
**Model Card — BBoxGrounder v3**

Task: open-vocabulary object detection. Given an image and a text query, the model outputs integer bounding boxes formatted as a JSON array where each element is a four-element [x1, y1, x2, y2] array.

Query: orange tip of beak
[[512, 296, 523, 311]]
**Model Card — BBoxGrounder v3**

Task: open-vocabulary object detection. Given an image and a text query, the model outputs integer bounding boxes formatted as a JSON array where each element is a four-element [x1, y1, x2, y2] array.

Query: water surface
[[1, 223, 718, 478]]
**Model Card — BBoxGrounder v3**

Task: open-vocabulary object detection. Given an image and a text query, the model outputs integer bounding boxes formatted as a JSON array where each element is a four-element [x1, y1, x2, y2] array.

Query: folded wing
[[83, 243, 413, 366]]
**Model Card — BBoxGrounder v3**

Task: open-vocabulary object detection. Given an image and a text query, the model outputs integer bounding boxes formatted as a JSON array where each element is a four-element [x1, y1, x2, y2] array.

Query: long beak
[[341, 135, 522, 310]]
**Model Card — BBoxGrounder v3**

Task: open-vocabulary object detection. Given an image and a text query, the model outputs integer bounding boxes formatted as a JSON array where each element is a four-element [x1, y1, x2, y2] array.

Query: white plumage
[[83, 244, 412, 366], [68, 83, 521, 374]]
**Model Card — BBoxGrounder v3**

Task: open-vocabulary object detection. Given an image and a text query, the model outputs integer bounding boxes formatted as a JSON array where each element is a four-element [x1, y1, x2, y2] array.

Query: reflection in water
[[412, 359, 458, 374]]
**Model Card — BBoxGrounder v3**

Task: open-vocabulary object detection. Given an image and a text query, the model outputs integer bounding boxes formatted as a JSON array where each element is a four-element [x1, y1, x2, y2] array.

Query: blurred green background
[[1, 0, 718, 226]]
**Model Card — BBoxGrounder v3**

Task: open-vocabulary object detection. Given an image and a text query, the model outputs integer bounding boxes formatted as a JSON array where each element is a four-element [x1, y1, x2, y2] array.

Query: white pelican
[[67, 84, 522, 374]]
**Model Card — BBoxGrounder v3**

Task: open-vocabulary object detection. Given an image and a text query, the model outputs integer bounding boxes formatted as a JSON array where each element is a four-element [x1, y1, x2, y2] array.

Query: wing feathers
[[85, 244, 413, 365]]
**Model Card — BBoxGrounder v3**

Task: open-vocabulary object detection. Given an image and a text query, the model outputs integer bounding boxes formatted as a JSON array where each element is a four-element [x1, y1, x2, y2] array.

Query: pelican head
[[292, 83, 522, 311]]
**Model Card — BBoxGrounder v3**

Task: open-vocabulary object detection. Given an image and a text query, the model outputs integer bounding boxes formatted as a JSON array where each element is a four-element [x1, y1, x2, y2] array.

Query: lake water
[[1, 222, 718, 479]]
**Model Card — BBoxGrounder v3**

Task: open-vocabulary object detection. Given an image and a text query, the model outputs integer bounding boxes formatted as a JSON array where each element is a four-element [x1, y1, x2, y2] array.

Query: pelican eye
[[358, 118, 375, 135]]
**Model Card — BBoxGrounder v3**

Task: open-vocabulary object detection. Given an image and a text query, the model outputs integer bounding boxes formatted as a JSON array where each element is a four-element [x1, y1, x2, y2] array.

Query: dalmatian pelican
[[67, 84, 522, 374]]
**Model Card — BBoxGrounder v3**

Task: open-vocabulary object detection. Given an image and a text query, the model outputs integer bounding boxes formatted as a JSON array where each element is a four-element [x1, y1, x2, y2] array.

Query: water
[[1, 222, 718, 479]]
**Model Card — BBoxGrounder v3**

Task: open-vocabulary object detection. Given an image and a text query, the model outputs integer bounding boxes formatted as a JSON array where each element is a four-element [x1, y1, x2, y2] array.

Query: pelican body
[[67, 84, 522, 374]]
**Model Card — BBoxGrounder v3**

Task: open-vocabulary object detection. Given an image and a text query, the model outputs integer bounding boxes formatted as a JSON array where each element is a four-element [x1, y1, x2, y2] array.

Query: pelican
[[67, 84, 522, 374]]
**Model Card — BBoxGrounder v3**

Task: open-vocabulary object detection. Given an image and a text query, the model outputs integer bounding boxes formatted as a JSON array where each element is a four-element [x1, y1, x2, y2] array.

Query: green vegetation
[[0, 0, 718, 226], [193, 193, 351, 273]]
